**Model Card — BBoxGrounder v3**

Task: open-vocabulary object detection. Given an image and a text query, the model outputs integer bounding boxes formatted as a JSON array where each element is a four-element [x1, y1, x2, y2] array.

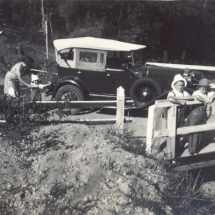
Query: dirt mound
[[0, 123, 173, 215]]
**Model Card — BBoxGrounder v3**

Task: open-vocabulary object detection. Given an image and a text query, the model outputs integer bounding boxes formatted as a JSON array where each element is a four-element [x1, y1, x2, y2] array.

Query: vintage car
[[47, 37, 215, 114]]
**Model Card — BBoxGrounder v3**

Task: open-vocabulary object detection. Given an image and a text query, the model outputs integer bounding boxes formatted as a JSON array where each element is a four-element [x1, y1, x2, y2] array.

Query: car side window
[[75, 49, 106, 71], [80, 52, 97, 63]]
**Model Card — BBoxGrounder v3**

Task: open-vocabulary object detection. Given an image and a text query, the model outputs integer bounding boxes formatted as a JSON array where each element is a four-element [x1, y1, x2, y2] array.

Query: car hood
[[135, 64, 186, 75]]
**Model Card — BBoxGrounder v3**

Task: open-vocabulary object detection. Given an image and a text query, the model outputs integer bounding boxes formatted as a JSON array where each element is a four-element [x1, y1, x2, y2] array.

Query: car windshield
[[132, 50, 144, 66], [59, 48, 74, 60]]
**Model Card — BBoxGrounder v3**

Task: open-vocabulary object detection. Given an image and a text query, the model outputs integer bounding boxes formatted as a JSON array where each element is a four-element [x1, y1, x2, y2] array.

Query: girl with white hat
[[167, 74, 193, 156], [187, 78, 215, 155], [167, 74, 193, 127]]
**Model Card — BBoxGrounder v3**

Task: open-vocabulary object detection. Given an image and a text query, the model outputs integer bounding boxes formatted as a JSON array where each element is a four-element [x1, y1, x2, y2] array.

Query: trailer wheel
[[56, 85, 84, 115], [130, 78, 162, 106]]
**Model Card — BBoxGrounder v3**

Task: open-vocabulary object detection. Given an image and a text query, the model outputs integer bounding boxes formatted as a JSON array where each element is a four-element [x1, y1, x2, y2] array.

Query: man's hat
[[171, 74, 187, 89], [197, 78, 211, 88]]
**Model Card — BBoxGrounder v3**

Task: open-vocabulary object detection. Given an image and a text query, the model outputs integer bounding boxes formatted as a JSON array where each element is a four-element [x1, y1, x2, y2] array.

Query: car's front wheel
[[130, 78, 162, 106], [56, 85, 84, 115]]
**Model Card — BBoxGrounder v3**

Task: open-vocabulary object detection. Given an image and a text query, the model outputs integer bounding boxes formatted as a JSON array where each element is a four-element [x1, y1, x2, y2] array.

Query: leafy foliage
[[1, 0, 215, 63], [0, 94, 70, 138]]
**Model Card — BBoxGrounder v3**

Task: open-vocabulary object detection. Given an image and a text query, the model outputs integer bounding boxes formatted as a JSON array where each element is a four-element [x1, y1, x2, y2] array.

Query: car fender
[[51, 78, 88, 99], [135, 65, 152, 78]]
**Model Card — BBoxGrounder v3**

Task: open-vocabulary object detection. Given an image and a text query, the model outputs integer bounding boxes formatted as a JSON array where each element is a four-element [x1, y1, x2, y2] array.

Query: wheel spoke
[[61, 92, 78, 101], [56, 85, 84, 115]]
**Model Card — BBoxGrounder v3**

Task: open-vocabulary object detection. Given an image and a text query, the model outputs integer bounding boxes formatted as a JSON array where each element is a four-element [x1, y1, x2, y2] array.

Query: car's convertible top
[[53, 37, 146, 52]]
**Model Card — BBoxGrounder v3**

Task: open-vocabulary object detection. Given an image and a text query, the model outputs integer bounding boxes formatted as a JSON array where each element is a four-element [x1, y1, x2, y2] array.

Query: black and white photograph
[[0, 0, 215, 214]]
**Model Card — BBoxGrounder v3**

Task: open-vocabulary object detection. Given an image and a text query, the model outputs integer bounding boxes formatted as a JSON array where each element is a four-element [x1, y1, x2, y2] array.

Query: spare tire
[[130, 78, 162, 106]]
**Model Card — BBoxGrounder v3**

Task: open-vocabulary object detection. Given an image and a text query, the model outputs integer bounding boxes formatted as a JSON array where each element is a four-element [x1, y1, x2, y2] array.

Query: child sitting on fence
[[187, 78, 215, 155], [167, 74, 193, 155]]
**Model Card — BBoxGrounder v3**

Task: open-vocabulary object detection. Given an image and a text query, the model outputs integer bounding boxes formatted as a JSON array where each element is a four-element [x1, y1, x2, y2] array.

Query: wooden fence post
[[146, 105, 155, 153], [167, 106, 177, 158], [146, 105, 163, 154], [116, 86, 125, 132]]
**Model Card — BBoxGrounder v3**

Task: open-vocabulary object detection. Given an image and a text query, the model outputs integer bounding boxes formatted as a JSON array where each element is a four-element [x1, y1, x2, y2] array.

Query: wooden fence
[[1, 86, 132, 132], [146, 99, 215, 170]]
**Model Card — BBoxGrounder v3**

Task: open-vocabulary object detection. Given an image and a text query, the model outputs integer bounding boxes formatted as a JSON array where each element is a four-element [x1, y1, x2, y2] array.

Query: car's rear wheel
[[130, 78, 162, 106], [56, 85, 84, 115]]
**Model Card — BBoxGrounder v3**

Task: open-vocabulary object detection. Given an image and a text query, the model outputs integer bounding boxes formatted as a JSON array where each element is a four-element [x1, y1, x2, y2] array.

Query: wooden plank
[[35, 100, 117, 108], [29, 118, 132, 125], [167, 106, 177, 158], [35, 100, 134, 106], [116, 86, 125, 132], [180, 143, 215, 157], [125, 100, 134, 104], [176, 150, 215, 166], [155, 100, 175, 108], [35, 100, 133, 109], [146, 105, 155, 152], [177, 123, 215, 135], [199, 143, 215, 154], [155, 100, 201, 108], [174, 160, 215, 171], [146, 105, 163, 154]]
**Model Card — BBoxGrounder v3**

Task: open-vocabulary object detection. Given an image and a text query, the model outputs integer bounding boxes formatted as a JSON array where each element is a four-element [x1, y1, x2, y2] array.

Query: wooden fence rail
[[1, 86, 131, 132]]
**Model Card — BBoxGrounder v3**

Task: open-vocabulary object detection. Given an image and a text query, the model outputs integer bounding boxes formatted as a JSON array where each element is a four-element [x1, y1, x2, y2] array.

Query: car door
[[75, 69, 105, 94], [74, 49, 107, 94], [102, 51, 137, 97], [103, 59, 137, 96], [102, 67, 137, 97]]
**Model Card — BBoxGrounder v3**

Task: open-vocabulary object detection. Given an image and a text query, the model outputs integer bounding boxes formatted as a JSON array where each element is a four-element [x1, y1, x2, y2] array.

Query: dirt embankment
[[0, 123, 175, 215], [0, 122, 215, 215]]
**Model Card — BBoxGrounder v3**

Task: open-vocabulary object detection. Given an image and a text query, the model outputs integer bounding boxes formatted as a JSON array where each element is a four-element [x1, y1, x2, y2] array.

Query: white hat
[[171, 74, 187, 89]]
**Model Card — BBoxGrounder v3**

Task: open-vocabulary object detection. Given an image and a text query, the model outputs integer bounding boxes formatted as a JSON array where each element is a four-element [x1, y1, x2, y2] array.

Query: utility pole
[[45, 16, 48, 59], [41, 0, 45, 31], [41, 0, 48, 59]]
